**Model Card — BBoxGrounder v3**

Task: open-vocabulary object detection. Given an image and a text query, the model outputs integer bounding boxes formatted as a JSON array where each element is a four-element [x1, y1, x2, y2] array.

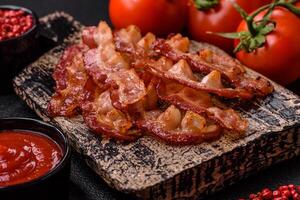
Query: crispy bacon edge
[[112, 27, 255, 100], [82, 22, 147, 111], [50, 22, 258, 144], [82, 26, 98, 49], [153, 38, 274, 96], [47, 44, 89, 117], [81, 82, 140, 141], [137, 120, 221, 145], [156, 80, 248, 133], [133, 58, 254, 99], [82, 105, 139, 141], [136, 110, 222, 145], [83, 25, 273, 97]]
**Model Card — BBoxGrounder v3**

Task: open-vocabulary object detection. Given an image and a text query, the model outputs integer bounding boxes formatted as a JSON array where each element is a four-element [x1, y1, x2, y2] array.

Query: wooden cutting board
[[13, 12, 300, 200]]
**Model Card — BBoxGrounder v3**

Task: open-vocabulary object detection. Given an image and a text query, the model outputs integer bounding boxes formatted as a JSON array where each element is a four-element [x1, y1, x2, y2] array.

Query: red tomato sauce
[[0, 130, 62, 187]]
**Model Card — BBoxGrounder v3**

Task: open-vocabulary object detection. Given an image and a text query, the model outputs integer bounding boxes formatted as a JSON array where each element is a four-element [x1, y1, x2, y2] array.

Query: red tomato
[[109, 0, 187, 36], [235, 2, 300, 86], [188, 0, 272, 53]]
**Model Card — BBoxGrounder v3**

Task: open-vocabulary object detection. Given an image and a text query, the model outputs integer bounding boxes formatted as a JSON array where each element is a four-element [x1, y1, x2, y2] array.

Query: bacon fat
[[48, 21, 275, 144]]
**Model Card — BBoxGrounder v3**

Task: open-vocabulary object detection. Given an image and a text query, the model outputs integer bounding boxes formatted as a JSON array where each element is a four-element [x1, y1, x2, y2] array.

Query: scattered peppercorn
[[279, 186, 289, 192], [261, 188, 273, 199], [0, 8, 34, 41], [239, 184, 300, 200], [273, 190, 282, 198]]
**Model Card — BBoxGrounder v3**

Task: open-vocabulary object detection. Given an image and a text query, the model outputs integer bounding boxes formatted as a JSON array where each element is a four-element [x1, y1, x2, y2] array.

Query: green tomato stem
[[278, 2, 300, 16], [229, 0, 257, 36], [210, 0, 300, 54], [256, 1, 277, 30], [248, 4, 271, 20], [245, 0, 300, 36], [194, 0, 219, 10], [245, 17, 256, 36]]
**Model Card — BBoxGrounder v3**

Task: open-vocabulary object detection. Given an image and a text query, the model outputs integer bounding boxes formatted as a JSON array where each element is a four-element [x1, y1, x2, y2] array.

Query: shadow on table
[[70, 148, 300, 200], [207, 156, 300, 200], [70, 150, 136, 200]]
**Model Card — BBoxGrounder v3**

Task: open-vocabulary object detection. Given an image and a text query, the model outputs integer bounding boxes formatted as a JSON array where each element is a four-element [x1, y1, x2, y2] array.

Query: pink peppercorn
[[273, 190, 282, 198], [0, 8, 34, 41], [261, 188, 273, 199]]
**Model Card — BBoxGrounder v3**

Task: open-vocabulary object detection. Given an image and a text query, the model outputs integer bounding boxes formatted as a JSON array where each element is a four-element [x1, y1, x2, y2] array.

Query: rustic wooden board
[[13, 12, 300, 199]]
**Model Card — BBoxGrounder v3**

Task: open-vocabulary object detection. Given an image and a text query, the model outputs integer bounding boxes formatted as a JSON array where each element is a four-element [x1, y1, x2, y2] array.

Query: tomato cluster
[[109, 0, 300, 86]]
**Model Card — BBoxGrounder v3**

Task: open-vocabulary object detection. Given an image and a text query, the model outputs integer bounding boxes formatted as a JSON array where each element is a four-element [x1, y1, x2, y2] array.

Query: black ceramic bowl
[[0, 5, 39, 93], [0, 118, 71, 200]]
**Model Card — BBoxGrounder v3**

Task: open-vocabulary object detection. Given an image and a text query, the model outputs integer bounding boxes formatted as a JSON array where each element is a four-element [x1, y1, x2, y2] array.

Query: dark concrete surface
[[1, 1, 299, 199]]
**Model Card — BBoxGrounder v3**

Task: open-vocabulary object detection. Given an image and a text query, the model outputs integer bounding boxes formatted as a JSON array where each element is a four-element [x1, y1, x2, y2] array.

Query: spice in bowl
[[0, 5, 39, 94], [0, 8, 34, 41]]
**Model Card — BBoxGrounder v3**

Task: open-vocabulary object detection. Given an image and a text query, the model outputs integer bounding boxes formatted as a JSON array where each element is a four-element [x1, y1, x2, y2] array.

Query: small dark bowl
[[0, 118, 71, 200], [0, 5, 39, 93]]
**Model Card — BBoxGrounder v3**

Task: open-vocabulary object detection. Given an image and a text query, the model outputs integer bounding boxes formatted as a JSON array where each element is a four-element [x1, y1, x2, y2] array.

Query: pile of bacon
[[47, 21, 273, 145]]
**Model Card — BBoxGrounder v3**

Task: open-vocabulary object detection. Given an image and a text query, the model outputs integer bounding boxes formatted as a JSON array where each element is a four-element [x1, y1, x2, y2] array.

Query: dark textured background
[[1, 0, 300, 199]]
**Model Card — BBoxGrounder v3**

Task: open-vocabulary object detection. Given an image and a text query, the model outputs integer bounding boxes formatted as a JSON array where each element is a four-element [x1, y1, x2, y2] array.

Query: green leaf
[[255, 35, 266, 45], [229, 0, 249, 20], [253, 35, 265, 50], [194, 0, 219, 10], [257, 1, 277, 29], [281, 2, 300, 16], [212, 0, 282, 53], [206, 31, 241, 39], [259, 23, 276, 35], [233, 42, 243, 53]]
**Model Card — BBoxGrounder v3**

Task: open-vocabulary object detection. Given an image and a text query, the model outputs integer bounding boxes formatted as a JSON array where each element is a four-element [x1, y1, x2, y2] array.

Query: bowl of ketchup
[[0, 118, 70, 200]]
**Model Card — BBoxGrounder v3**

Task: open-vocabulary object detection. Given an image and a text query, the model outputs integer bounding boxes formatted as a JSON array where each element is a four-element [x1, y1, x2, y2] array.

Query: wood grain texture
[[13, 12, 300, 199]]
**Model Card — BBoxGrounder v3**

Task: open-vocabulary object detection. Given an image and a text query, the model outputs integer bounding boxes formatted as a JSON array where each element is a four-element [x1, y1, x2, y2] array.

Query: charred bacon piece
[[113, 26, 261, 100], [82, 85, 140, 141], [157, 80, 248, 133], [83, 22, 146, 110], [154, 34, 273, 96], [82, 26, 98, 49], [137, 105, 222, 145], [82, 24, 156, 57], [114, 25, 157, 58], [48, 44, 90, 116], [50, 21, 276, 144], [114, 25, 248, 132], [84, 25, 273, 98], [134, 57, 253, 99]]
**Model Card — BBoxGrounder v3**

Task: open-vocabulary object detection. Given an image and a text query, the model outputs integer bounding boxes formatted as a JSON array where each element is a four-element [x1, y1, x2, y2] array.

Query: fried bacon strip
[[82, 26, 98, 49], [137, 105, 221, 145], [84, 25, 273, 98], [113, 25, 248, 132], [83, 22, 146, 110], [49, 22, 277, 144], [134, 57, 253, 99], [154, 34, 273, 96], [128, 86, 222, 144], [114, 25, 157, 58], [82, 82, 140, 141], [114, 25, 142, 55], [82, 24, 156, 57], [48, 44, 90, 116], [157, 80, 248, 132], [113, 26, 259, 99]]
